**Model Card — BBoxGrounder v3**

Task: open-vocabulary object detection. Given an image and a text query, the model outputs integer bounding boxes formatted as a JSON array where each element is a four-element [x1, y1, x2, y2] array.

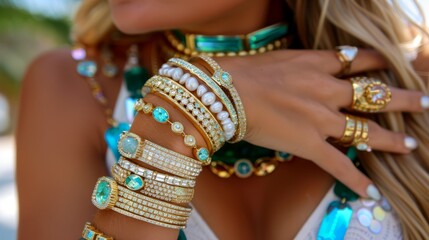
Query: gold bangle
[[82, 222, 113, 240], [167, 58, 238, 128], [112, 164, 195, 204], [118, 131, 202, 179], [111, 207, 186, 229], [145, 75, 225, 153], [119, 157, 196, 188], [191, 55, 247, 143], [135, 98, 212, 164]]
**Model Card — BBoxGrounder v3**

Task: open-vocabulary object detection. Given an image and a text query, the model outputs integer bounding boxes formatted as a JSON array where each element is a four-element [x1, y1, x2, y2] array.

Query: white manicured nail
[[421, 96, 429, 109], [404, 136, 418, 150], [367, 184, 381, 201]]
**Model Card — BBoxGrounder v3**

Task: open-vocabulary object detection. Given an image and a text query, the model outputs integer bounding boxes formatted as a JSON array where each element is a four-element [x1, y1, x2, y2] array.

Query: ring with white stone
[[350, 77, 392, 113], [336, 45, 358, 76]]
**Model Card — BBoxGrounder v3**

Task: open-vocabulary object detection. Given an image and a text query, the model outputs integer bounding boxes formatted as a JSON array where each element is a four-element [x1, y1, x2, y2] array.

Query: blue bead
[[317, 201, 353, 240], [77, 60, 97, 77], [105, 122, 131, 162], [197, 148, 209, 162], [125, 174, 144, 190], [152, 107, 169, 123]]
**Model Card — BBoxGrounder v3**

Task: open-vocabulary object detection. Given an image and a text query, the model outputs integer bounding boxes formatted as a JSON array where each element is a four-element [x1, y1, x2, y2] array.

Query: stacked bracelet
[[192, 55, 247, 142], [135, 98, 211, 164], [112, 164, 194, 203], [165, 58, 239, 138], [91, 177, 190, 229], [82, 222, 113, 240], [119, 157, 196, 188], [118, 131, 202, 179], [145, 75, 225, 152]]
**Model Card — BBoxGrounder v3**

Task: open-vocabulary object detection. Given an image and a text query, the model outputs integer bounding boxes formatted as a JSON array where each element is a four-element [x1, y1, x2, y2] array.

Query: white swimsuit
[[106, 83, 402, 240]]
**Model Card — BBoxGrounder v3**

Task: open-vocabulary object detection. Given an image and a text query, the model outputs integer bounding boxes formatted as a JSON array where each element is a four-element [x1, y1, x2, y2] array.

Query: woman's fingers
[[310, 141, 380, 200], [333, 79, 429, 113], [328, 115, 418, 154]]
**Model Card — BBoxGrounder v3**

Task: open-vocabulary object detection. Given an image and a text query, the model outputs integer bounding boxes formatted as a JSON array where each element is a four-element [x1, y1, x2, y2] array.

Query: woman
[[17, 0, 429, 239]]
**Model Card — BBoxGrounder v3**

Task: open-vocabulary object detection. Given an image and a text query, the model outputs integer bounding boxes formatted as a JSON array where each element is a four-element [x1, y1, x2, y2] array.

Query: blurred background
[[0, 0, 428, 239]]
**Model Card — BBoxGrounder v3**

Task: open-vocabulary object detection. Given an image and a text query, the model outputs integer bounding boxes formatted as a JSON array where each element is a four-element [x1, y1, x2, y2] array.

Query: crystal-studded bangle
[[144, 75, 225, 153], [118, 131, 202, 179], [191, 55, 247, 143], [112, 164, 195, 204], [158, 64, 236, 141], [166, 58, 238, 129], [91, 177, 191, 229], [135, 98, 211, 164], [119, 157, 196, 188], [82, 222, 113, 240]]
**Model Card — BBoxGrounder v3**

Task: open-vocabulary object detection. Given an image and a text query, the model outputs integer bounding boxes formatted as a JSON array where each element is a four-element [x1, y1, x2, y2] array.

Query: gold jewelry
[[210, 153, 294, 178], [350, 77, 392, 112], [118, 131, 202, 179], [167, 58, 239, 129], [335, 45, 358, 75], [82, 222, 113, 240], [336, 114, 357, 145], [192, 55, 247, 142], [119, 157, 196, 188], [336, 115, 371, 152], [145, 75, 225, 153], [135, 98, 212, 164], [112, 164, 195, 204]]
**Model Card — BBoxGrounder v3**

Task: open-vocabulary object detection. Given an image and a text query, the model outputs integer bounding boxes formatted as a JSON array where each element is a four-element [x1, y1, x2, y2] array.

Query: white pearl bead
[[179, 73, 190, 84], [201, 92, 216, 106], [221, 118, 232, 125], [196, 85, 208, 97], [223, 122, 235, 132], [172, 68, 183, 81], [158, 68, 164, 75], [225, 131, 234, 140], [167, 68, 176, 77], [209, 101, 223, 113], [217, 111, 229, 121], [185, 77, 199, 91], [421, 96, 429, 109], [161, 64, 170, 69], [404, 136, 418, 150]]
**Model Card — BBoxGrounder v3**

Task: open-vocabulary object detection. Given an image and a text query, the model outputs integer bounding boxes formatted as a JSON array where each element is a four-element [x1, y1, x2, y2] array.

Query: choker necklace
[[163, 23, 289, 58]]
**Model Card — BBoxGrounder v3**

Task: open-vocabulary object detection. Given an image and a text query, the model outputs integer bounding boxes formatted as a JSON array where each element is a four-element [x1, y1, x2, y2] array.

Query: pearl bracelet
[[191, 55, 247, 143], [135, 98, 211, 164], [118, 131, 202, 179], [145, 75, 225, 152], [162, 58, 238, 141]]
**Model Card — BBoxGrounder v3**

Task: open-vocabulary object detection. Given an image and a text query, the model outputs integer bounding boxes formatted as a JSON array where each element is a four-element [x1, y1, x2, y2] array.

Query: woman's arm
[[16, 50, 108, 239]]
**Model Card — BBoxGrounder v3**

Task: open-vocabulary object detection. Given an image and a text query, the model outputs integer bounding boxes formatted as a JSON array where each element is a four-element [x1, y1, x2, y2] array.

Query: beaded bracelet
[[158, 63, 236, 141], [192, 55, 247, 143], [112, 164, 194, 204], [135, 98, 211, 164], [145, 75, 225, 152], [167, 58, 238, 130], [118, 131, 202, 179], [119, 157, 196, 188], [91, 177, 190, 229], [82, 222, 113, 240]]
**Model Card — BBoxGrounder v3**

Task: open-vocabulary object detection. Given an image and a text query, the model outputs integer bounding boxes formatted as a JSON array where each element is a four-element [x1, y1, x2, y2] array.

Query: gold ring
[[337, 115, 371, 151], [350, 77, 392, 112], [335, 45, 358, 76]]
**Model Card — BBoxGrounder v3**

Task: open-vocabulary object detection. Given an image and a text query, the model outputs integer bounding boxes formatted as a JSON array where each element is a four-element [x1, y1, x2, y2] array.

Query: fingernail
[[421, 96, 429, 109], [404, 136, 418, 150], [367, 184, 381, 201]]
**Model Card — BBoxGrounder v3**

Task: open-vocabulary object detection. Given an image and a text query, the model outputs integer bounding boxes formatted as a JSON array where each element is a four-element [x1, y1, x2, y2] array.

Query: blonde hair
[[73, 0, 429, 238]]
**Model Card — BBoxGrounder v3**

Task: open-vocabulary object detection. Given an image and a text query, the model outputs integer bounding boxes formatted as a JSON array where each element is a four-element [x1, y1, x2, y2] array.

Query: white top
[[106, 83, 402, 240]]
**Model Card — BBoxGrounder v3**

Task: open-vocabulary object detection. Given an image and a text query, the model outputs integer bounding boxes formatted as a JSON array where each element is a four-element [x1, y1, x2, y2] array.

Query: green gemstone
[[95, 180, 111, 206], [152, 107, 169, 123], [334, 181, 359, 201], [248, 24, 288, 49], [119, 135, 138, 156], [195, 36, 243, 52], [77, 61, 97, 78], [125, 174, 144, 190], [124, 66, 150, 98], [197, 148, 210, 162]]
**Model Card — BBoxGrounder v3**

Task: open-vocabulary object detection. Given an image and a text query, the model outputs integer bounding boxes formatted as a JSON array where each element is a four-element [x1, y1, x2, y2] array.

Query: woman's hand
[[217, 49, 427, 199]]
